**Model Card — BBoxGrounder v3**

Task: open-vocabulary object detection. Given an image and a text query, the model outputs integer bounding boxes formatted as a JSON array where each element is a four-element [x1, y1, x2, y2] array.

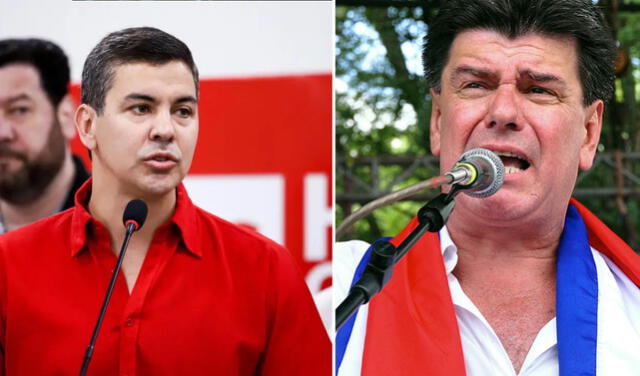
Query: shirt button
[[125, 317, 134, 327]]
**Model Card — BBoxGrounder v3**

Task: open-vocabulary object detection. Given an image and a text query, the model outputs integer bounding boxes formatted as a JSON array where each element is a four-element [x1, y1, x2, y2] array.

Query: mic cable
[[336, 148, 504, 239]]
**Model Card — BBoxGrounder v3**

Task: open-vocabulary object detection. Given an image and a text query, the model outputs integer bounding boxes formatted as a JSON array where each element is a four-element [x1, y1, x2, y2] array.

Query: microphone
[[445, 148, 505, 198], [79, 199, 148, 376], [123, 199, 148, 232]]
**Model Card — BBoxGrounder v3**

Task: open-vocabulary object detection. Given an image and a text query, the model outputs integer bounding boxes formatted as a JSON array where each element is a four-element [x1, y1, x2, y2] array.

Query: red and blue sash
[[337, 199, 640, 375]]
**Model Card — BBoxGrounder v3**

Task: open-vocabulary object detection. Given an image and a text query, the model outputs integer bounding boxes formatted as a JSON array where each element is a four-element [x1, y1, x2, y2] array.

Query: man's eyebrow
[[175, 96, 197, 104], [4, 93, 33, 104], [519, 69, 565, 85], [122, 94, 197, 105], [123, 93, 157, 103], [451, 65, 496, 79]]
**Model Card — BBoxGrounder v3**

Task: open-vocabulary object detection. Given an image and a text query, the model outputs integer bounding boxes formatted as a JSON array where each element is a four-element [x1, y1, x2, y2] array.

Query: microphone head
[[458, 148, 504, 198], [122, 199, 148, 231]]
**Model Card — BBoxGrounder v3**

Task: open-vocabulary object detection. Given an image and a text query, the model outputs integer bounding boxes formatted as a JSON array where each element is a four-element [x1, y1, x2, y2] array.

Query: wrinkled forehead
[[445, 29, 580, 81]]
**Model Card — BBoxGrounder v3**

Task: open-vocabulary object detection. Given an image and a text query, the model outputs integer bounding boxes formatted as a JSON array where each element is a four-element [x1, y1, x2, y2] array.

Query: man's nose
[[149, 110, 176, 142], [0, 115, 16, 142], [486, 85, 523, 131]]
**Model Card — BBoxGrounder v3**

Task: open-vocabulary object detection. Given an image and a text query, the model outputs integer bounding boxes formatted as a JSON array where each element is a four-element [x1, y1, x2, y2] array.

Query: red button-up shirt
[[0, 180, 330, 375]]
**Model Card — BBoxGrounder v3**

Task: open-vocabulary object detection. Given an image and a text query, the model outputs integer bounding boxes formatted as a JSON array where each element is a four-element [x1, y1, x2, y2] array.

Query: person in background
[[0, 38, 89, 232]]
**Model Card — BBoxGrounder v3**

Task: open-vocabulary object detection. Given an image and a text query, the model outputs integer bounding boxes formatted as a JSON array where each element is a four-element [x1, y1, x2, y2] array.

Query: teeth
[[494, 151, 526, 161], [505, 166, 522, 174]]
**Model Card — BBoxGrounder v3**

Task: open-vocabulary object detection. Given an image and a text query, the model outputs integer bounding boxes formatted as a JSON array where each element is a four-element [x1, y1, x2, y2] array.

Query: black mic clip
[[335, 240, 397, 329], [416, 190, 457, 231], [351, 241, 396, 304], [347, 191, 458, 306]]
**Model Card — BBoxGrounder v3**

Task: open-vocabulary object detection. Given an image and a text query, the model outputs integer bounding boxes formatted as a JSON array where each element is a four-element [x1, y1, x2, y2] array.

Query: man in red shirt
[[0, 27, 330, 375]]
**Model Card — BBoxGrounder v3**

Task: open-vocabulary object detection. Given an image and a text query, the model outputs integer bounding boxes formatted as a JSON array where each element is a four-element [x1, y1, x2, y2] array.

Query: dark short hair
[[0, 38, 70, 108], [81, 26, 199, 114], [423, 0, 616, 105]]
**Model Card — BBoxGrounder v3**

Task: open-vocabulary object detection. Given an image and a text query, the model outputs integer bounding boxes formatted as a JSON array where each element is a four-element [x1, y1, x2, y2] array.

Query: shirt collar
[[70, 178, 202, 258], [439, 225, 459, 275], [438, 226, 560, 372], [172, 183, 202, 257]]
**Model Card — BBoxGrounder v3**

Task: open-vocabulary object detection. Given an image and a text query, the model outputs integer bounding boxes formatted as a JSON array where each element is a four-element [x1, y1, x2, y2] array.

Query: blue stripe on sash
[[557, 205, 598, 376], [335, 237, 391, 375]]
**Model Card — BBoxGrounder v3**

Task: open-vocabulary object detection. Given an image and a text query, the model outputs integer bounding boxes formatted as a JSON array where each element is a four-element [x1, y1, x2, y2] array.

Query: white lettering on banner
[[183, 175, 285, 245], [306, 261, 332, 295], [304, 173, 332, 262]]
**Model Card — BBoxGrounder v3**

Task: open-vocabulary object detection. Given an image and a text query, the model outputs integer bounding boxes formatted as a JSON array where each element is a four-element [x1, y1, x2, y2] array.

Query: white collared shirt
[[334, 227, 640, 376]]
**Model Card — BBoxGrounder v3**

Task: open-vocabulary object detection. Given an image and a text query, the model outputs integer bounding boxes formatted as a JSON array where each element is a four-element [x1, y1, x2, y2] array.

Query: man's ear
[[56, 94, 77, 141], [578, 100, 603, 171], [430, 88, 442, 156], [74, 104, 97, 151]]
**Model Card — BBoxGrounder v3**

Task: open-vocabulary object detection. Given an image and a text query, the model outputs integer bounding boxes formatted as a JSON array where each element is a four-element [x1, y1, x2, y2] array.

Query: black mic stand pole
[[335, 186, 463, 331], [79, 222, 138, 376]]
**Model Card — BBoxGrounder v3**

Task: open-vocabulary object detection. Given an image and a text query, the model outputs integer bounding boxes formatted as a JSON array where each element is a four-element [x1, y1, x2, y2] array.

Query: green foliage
[[336, 6, 428, 159]]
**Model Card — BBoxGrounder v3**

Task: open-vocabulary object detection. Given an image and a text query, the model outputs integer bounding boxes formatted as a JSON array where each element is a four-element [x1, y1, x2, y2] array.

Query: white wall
[[0, 0, 333, 80]]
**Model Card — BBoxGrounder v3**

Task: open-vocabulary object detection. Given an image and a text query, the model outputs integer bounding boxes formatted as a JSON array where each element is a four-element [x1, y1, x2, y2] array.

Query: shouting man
[[336, 1, 640, 375]]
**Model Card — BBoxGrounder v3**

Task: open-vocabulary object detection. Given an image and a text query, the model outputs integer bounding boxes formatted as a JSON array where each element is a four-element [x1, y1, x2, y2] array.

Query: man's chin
[[136, 175, 182, 199], [0, 185, 43, 205], [454, 190, 537, 223], [0, 171, 39, 204]]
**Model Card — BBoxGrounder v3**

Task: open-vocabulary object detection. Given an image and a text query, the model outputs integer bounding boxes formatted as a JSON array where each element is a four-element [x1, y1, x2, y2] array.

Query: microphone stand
[[79, 222, 138, 376], [335, 185, 463, 330]]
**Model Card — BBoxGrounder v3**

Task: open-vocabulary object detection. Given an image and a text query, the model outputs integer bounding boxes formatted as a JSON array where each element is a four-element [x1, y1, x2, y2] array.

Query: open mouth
[[494, 151, 531, 174]]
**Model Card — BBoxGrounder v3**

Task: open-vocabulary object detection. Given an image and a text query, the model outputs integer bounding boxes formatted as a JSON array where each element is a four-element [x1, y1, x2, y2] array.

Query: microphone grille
[[122, 199, 148, 230], [460, 148, 504, 198]]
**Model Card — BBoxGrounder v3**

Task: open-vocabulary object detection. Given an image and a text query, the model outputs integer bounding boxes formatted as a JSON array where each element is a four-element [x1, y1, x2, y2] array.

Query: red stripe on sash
[[361, 198, 640, 375], [362, 218, 466, 375]]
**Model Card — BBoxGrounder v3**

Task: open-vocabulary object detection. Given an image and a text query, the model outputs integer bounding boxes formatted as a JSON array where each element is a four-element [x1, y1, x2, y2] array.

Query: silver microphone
[[446, 148, 504, 198]]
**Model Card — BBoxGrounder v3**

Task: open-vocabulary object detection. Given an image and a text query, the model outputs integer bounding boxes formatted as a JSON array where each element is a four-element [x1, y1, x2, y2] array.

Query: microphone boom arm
[[335, 186, 462, 331]]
